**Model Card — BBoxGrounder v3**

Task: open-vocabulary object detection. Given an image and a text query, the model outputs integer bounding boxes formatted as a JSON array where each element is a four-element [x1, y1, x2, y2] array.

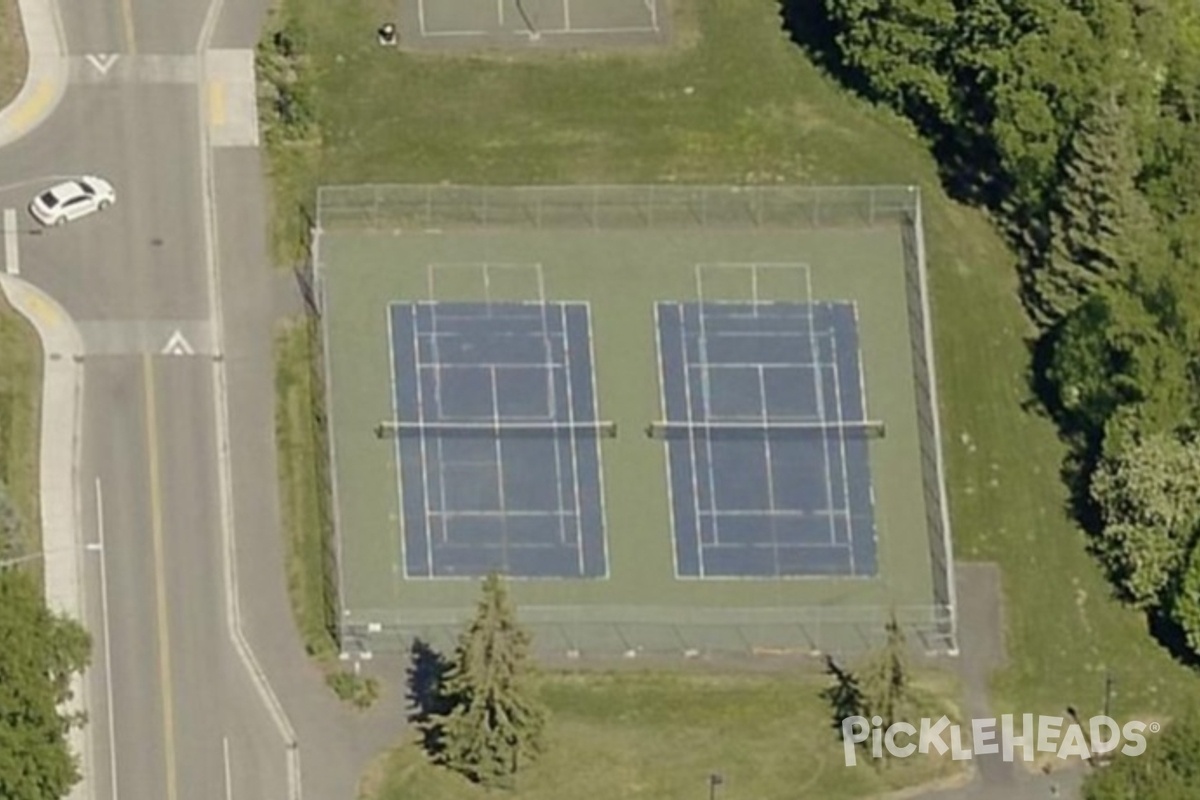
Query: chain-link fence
[[339, 603, 955, 660], [316, 184, 919, 232], [901, 197, 958, 654], [314, 184, 957, 658]]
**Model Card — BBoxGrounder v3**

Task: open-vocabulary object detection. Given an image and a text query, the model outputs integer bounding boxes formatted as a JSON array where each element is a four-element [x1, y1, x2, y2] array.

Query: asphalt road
[[0, 0, 304, 797]]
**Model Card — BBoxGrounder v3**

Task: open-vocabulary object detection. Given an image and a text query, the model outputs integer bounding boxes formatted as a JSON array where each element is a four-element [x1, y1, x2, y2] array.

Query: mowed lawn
[[360, 672, 960, 800], [0, 292, 42, 560], [0, 0, 26, 110], [273, 0, 1200, 774]]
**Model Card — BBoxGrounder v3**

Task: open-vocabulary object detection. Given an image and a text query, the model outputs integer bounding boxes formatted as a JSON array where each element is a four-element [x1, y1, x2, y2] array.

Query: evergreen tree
[[432, 572, 546, 787], [857, 614, 912, 732], [0, 570, 91, 800], [1027, 93, 1156, 326]]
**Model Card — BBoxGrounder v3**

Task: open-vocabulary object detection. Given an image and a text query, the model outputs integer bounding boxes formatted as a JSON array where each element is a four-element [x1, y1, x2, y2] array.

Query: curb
[[0, 275, 92, 800], [0, 0, 68, 148]]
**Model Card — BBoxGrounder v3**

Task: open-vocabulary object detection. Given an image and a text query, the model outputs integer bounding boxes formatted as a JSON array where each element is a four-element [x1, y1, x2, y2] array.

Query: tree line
[[784, 0, 1200, 661]]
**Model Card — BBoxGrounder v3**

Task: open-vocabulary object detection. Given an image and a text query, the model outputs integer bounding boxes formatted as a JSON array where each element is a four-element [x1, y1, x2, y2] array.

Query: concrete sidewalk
[[0, 275, 92, 800], [0, 0, 67, 146]]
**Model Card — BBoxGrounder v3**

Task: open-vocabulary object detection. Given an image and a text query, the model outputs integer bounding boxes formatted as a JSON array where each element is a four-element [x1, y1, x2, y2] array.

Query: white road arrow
[[85, 54, 120, 75], [161, 329, 194, 356]]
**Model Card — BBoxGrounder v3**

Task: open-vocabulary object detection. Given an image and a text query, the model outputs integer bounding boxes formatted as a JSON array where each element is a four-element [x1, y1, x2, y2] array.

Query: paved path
[[912, 563, 1087, 799]]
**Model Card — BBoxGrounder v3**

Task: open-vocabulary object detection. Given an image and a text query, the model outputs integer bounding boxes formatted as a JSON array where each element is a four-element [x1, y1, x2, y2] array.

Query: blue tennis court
[[655, 301, 878, 578], [388, 302, 609, 579]]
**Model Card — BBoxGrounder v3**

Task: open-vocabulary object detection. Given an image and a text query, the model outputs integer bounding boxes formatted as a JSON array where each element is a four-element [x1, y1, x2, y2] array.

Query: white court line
[[803, 279, 838, 551], [701, 509, 808, 518], [409, 308, 436, 578], [653, 304, 683, 580], [829, 328, 856, 574], [497, 0, 505, 26], [3, 208, 18, 276], [94, 478, 120, 800], [417, 0, 429, 35], [682, 306, 709, 577], [755, 365, 783, 576], [538, 303, 568, 549], [420, 359, 569, 371], [387, 306, 412, 580], [695, 305, 724, 560], [555, 304, 584, 573], [488, 365, 511, 570], [223, 736, 233, 800], [562, 0, 571, 30], [428, 307, 455, 554], [582, 302, 610, 579], [434, 509, 576, 519], [645, 0, 658, 31], [852, 302, 870, 418]]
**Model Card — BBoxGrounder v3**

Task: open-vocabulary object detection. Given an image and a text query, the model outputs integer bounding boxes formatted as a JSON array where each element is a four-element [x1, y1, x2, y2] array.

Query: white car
[[29, 176, 116, 226]]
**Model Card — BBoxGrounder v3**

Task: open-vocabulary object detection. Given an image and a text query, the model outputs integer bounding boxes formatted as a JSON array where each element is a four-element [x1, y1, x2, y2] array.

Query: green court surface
[[314, 185, 955, 657]]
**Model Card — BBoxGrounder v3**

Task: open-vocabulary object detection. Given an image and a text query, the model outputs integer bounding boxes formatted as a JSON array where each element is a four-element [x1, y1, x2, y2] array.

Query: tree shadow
[[406, 638, 454, 756], [775, 1, 1032, 237], [1147, 610, 1200, 670], [820, 654, 862, 735], [776, 0, 852, 80]]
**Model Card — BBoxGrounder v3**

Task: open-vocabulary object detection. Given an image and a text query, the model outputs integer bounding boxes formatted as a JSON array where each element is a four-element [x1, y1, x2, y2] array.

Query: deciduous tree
[[0, 570, 91, 800], [1090, 428, 1200, 607]]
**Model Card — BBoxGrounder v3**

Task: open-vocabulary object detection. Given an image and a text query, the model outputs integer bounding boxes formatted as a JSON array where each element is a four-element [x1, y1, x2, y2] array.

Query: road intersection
[[1, 0, 401, 798]]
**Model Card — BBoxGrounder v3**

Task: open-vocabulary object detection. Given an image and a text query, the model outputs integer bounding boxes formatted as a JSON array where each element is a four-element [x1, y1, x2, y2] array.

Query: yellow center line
[[142, 355, 179, 800], [208, 81, 226, 127], [120, 0, 137, 54]]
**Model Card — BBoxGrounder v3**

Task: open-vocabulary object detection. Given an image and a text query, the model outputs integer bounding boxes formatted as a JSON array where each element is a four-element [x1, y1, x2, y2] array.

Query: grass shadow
[[406, 638, 454, 756]]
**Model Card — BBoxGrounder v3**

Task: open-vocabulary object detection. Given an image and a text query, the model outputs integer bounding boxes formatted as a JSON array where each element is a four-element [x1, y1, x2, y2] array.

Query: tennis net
[[645, 419, 885, 440], [376, 420, 619, 439]]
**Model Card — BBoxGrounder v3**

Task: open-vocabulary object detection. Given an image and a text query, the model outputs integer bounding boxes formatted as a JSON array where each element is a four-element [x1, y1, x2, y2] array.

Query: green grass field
[[0, 293, 42, 565], [0, 0, 26, 111], [359, 671, 962, 800], [274, 317, 338, 659], [271, 0, 1200, 770]]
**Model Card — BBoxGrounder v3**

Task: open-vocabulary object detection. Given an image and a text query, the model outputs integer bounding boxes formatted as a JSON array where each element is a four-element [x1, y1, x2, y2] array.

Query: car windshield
[[38, 191, 59, 208], [76, 180, 95, 195]]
